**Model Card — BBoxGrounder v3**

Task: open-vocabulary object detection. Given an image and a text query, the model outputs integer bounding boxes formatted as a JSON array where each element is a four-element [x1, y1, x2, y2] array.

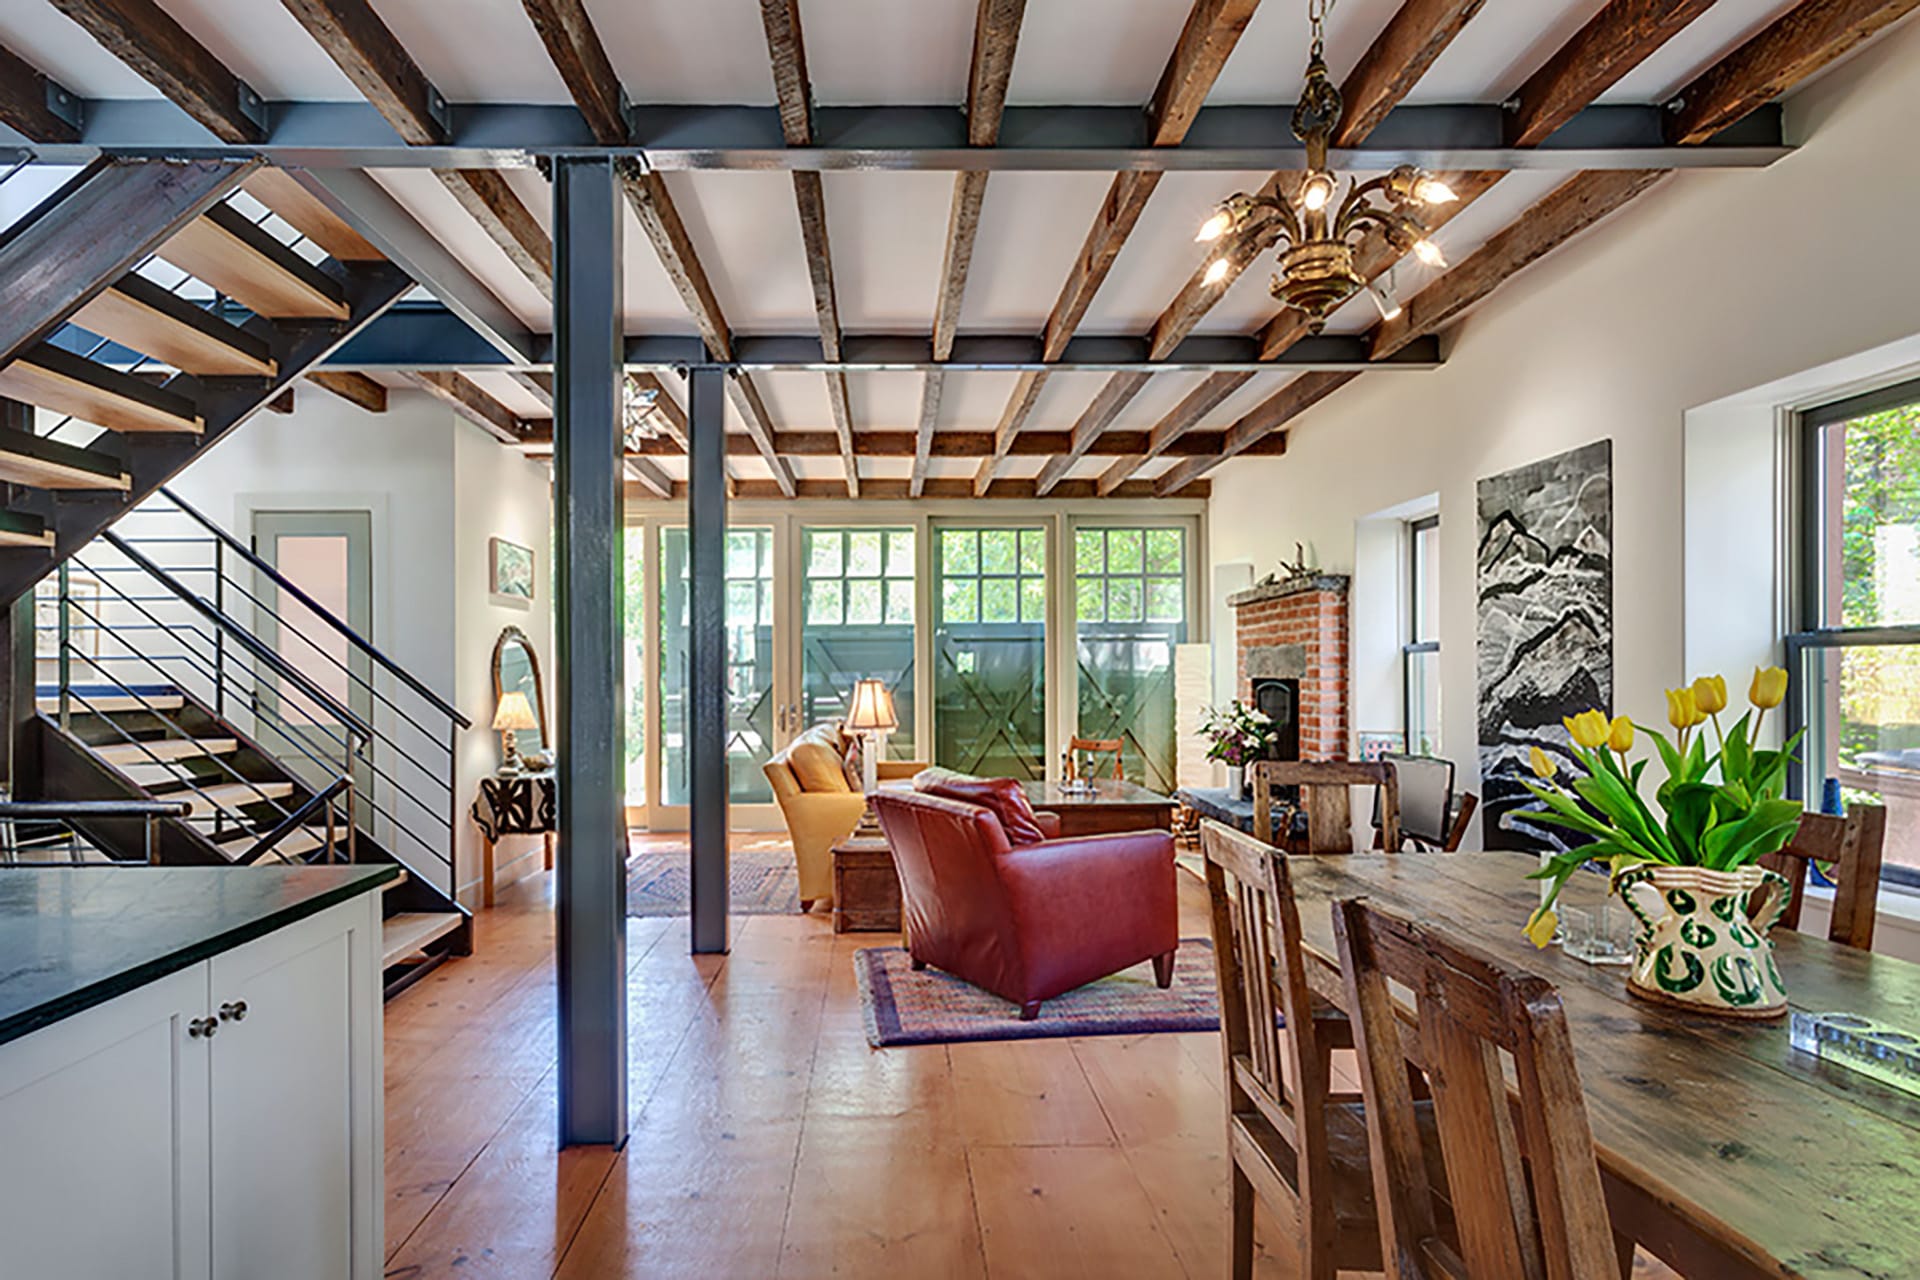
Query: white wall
[[1207, 17, 1920, 831], [452, 424, 553, 902]]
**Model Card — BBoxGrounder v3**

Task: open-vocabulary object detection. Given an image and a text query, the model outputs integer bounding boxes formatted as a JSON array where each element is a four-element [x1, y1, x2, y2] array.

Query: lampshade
[[844, 678, 897, 732], [492, 690, 539, 733]]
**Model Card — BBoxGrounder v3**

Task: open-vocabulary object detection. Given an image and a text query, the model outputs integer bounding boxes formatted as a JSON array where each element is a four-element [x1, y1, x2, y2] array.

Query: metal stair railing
[[0, 798, 192, 866], [43, 493, 468, 885]]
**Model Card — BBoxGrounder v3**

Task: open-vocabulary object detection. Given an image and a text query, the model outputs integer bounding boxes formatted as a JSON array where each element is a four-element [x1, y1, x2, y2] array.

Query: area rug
[[854, 938, 1219, 1047], [626, 840, 801, 917]]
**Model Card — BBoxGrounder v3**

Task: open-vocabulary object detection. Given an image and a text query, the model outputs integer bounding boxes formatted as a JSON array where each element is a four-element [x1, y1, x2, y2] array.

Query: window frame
[[1788, 379, 1920, 891], [1403, 514, 1440, 756]]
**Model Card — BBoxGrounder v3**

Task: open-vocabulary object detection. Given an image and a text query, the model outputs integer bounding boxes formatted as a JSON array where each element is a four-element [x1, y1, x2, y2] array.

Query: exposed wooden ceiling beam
[[911, 372, 944, 498], [436, 170, 552, 300], [1506, 0, 1717, 146], [1666, 0, 1920, 144], [519, 425, 1290, 459], [921, 0, 1028, 496], [409, 370, 528, 443], [1333, 0, 1486, 145], [1153, 374, 1340, 495], [276, 0, 445, 144], [519, 0, 629, 145], [51, 0, 265, 144], [649, 477, 1212, 503], [627, 371, 689, 451], [625, 455, 673, 499], [759, 0, 857, 496], [1095, 370, 1254, 495], [619, 170, 733, 360], [973, 369, 1049, 496], [0, 44, 82, 142], [1059, 1, 1486, 496], [1371, 169, 1666, 358], [977, 0, 1257, 495], [307, 370, 388, 413], [726, 374, 799, 498], [506, 368, 553, 411]]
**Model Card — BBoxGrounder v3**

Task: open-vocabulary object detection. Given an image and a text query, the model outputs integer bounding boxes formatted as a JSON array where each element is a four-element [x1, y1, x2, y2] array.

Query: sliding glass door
[[932, 523, 1049, 780], [1072, 523, 1190, 792]]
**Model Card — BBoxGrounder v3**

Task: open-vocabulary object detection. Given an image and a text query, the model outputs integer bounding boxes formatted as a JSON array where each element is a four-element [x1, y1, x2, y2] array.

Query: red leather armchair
[[870, 789, 1179, 1020]]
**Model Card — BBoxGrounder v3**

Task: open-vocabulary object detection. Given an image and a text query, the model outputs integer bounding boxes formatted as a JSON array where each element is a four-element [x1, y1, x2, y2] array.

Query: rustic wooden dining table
[[1283, 850, 1920, 1280]]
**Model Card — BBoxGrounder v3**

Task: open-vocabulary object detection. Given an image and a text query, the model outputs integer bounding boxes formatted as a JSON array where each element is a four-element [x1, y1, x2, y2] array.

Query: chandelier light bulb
[[1196, 210, 1232, 243], [1414, 176, 1458, 205], [1300, 172, 1335, 212], [1202, 257, 1232, 286], [1412, 238, 1446, 268], [1367, 283, 1402, 322]]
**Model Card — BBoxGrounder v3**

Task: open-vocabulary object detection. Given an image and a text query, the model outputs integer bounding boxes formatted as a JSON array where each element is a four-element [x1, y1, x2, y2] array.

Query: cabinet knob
[[187, 1016, 218, 1039], [218, 1000, 248, 1023]]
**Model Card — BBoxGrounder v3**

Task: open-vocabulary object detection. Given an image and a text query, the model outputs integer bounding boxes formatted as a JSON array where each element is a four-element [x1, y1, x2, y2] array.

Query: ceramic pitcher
[[1615, 863, 1792, 1019]]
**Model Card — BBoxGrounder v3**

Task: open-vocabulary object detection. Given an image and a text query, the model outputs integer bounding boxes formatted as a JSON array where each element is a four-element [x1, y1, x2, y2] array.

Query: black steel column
[[0, 399, 37, 794], [687, 367, 730, 954], [552, 157, 627, 1147]]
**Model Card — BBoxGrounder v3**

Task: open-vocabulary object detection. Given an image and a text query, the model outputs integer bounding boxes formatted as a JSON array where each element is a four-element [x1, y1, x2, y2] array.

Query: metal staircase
[[0, 157, 467, 992]]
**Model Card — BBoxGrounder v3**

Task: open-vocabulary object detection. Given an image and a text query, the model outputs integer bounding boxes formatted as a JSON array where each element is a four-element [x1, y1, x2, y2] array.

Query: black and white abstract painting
[[1476, 439, 1613, 851]]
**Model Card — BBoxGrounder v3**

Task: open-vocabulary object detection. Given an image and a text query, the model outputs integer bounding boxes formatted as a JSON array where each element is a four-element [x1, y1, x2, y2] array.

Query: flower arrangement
[[1521, 665, 1800, 948], [1200, 701, 1276, 767]]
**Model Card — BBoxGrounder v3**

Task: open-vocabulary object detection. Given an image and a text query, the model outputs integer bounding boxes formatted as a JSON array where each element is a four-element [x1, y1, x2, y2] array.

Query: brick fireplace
[[1229, 573, 1350, 761]]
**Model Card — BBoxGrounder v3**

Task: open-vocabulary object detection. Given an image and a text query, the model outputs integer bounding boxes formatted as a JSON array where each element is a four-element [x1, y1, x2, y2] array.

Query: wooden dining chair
[[1204, 820, 1385, 1280], [1252, 759, 1400, 853], [1332, 895, 1628, 1279], [1068, 735, 1124, 781], [1759, 806, 1888, 950]]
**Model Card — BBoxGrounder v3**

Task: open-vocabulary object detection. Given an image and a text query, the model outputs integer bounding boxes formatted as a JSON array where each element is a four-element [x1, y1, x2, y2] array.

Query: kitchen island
[[0, 864, 396, 1280]]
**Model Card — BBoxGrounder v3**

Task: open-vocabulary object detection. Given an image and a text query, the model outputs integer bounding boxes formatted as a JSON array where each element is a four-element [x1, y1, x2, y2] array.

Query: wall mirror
[[491, 626, 549, 763]]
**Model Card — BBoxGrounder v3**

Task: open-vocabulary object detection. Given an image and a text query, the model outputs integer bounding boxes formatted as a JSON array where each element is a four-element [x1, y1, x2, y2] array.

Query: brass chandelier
[[1195, 0, 1455, 333]]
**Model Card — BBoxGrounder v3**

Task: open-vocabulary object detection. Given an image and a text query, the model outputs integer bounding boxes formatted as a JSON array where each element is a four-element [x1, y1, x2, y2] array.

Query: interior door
[[653, 520, 791, 831], [251, 510, 374, 793]]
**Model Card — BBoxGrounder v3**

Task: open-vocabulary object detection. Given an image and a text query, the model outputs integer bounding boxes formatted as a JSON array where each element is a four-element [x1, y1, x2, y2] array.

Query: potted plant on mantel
[[1201, 701, 1277, 799], [1522, 667, 1803, 1019]]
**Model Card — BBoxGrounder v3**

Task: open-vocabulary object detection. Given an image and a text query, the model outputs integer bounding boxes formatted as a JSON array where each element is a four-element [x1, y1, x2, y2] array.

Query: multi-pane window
[[934, 526, 1047, 779], [801, 527, 916, 757], [1793, 383, 1920, 886], [1404, 516, 1440, 756], [1074, 526, 1188, 791]]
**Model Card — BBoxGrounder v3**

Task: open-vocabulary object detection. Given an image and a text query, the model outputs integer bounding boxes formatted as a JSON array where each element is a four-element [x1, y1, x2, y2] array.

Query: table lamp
[[844, 678, 898, 797], [492, 690, 539, 775]]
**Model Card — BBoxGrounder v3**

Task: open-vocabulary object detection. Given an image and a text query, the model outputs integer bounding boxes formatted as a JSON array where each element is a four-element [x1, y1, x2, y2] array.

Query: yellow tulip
[[1665, 686, 1699, 731], [1528, 745, 1556, 779], [1608, 715, 1634, 754], [1691, 674, 1728, 716], [1563, 709, 1610, 750], [1523, 906, 1559, 949], [1749, 665, 1788, 711]]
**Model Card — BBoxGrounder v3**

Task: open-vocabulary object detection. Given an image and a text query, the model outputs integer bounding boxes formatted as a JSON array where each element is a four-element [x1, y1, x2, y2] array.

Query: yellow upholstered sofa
[[763, 723, 925, 911]]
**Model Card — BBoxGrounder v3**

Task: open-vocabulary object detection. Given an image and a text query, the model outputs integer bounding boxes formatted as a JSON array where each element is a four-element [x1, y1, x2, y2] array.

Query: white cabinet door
[[0, 964, 212, 1280], [208, 897, 382, 1280]]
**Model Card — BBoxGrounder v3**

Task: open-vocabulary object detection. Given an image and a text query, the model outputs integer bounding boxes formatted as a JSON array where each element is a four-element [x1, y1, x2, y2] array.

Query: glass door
[[1071, 521, 1194, 792], [653, 523, 788, 830], [932, 523, 1050, 780], [800, 526, 918, 758]]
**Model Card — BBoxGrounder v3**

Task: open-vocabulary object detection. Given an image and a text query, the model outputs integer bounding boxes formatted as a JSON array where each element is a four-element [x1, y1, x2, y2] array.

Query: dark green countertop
[[0, 864, 398, 1047]]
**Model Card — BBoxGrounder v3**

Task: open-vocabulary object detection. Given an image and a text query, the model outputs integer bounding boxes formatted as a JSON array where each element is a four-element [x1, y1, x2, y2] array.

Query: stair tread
[[70, 276, 276, 377], [159, 204, 349, 321], [0, 344, 203, 435], [382, 912, 462, 967], [39, 693, 186, 713], [172, 780, 294, 815], [216, 826, 327, 863], [94, 738, 239, 765]]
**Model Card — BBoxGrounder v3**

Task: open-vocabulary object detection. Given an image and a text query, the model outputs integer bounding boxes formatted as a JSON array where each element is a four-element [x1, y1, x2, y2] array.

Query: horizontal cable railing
[[41, 493, 465, 883]]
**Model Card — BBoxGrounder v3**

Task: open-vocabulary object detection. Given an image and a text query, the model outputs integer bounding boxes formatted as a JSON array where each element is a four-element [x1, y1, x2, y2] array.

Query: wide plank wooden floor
[[382, 839, 1676, 1279]]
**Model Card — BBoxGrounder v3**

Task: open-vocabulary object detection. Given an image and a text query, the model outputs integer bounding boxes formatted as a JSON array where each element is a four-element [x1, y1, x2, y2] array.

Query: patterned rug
[[854, 938, 1219, 1047], [626, 840, 801, 917]]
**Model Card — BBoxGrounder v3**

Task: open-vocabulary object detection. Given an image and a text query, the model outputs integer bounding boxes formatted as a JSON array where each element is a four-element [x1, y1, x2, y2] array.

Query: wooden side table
[[472, 772, 557, 908], [831, 835, 900, 934]]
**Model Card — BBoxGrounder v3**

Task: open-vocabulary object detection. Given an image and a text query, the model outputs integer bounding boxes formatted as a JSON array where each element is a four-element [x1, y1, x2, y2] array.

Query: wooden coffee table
[[1022, 779, 1176, 837], [831, 835, 901, 934]]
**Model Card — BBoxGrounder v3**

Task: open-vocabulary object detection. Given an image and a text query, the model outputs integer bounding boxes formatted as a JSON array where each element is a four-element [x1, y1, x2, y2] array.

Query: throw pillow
[[915, 769, 1048, 846], [840, 733, 864, 791], [788, 729, 852, 793]]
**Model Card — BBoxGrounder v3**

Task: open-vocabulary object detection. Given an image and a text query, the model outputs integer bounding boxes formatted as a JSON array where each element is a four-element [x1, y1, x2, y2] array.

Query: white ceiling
[[3, 0, 1905, 459]]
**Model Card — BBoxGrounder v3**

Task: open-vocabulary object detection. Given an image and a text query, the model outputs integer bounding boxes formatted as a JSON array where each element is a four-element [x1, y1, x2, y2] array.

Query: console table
[[1023, 778, 1176, 836], [471, 771, 556, 907]]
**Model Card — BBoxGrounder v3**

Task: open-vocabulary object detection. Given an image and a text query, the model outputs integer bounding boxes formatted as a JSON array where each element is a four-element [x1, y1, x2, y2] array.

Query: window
[[933, 526, 1047, 779], [659, 526, 776, 806], [1404, 515, 1440, 755], [801, 527, 916, 758], [1074, 526, 1188, 790], [1792, 381, 1920, 887]]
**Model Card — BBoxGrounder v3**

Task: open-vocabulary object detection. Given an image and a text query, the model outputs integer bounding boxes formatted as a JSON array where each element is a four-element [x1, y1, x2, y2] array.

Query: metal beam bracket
[[235, 83, 268, 135], [43, 80, 85, 134]]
